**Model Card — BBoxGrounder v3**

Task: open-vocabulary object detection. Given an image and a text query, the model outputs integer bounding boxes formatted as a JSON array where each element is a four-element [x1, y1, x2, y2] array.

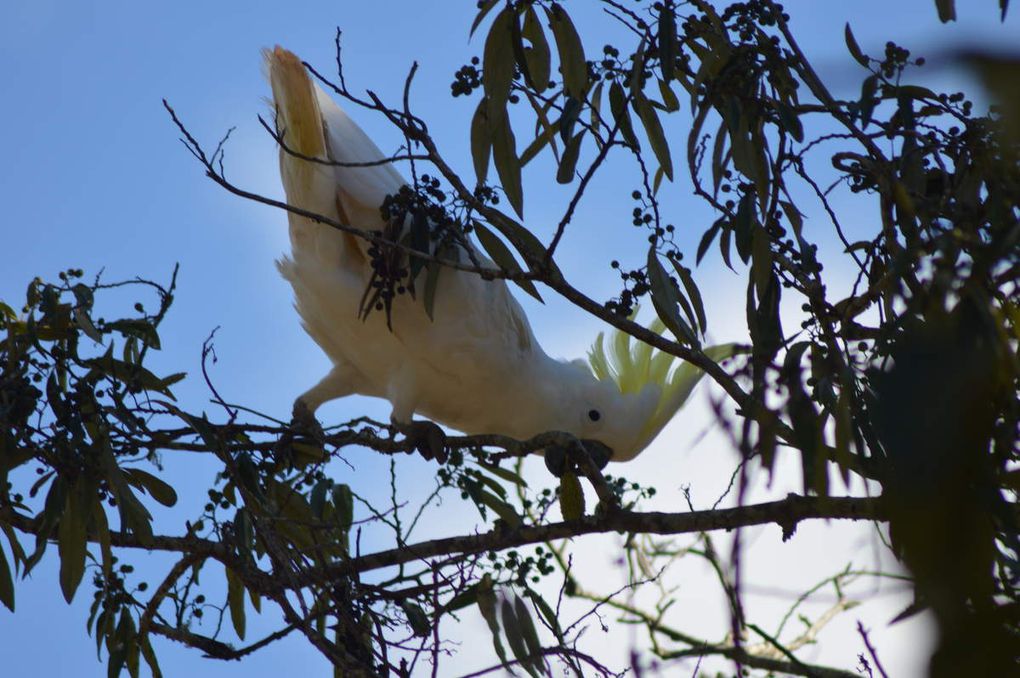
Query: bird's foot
[[291, 398, 325, 441], [395, 420, 448, 464], [543, 439, 612, 477]]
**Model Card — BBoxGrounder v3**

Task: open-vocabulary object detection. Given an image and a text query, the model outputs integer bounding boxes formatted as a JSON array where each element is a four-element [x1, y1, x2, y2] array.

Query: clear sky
[[1, 1, 1016, 676]]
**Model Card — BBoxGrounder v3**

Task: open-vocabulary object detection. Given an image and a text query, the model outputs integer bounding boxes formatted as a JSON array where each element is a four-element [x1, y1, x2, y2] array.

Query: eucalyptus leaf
[[490, 112, 524, 218], [522, 6, 551, 90], [473, 221, 543, 302], [546, 3, 588, 99], [559, 471, 585, 521], [556, 131, 584, 184], [634, 95, 674, 180], [483, 8, 515, 122], [646, 247, 699, 347], [226, 567, 246, 640]]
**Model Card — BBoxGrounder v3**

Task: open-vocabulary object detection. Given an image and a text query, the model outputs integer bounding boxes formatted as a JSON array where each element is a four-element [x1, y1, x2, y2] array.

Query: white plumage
[[266, 47, 727, 462]]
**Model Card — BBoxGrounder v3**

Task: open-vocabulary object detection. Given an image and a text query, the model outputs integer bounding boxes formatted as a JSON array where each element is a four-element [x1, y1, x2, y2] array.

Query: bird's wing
[[313, 84, 540, 356]]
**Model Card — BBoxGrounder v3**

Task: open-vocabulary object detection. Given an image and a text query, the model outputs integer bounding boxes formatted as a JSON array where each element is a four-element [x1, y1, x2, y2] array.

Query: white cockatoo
[[265, 47, 731, 463]]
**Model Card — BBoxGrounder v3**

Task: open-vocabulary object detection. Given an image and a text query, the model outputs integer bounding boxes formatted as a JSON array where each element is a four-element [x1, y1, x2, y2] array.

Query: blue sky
[[1, 1, 1016, 676]]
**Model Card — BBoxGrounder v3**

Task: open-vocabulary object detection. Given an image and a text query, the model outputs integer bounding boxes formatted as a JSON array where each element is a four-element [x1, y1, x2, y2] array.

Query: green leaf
[[473, 221, 543, 302], [501, 598, 538, 677], [751, 226, 773, 300], [522, 5, 551, 91], [123, 469, 177, 508], [609, 81, 639, 148], [696, 219, 723, 265], [634, 95, 674, 180], [646, 247, 699, 347], [734, 193, 755, 265], [519, 116, 557, 167], [546, 3, 588, 99], [844, 23, 869, 67], [780, 200, 804, 241], [514, 594, 544, 673], [477, 577, 508, 667], [470, 0, 500, 37], [476, 487, 522, 527], [776, 101, 803, 143], [859, 74, 879, 129], [477, 461, 528, 488], [98, 446, 154, 545], [309, 479, 329, 518], [556, 131, 584, 184], [58, 483, 90, 603], [471, 99, 492, 186], [658, 6, 678, 83], [104, 319, 161, 350], [401, 601, 431, 637], [139, 636, 162, 678], [73, 307, 104, 343], [559, 471, 585, 521], [225, 567, 246, 640], [423, 260, 441, 321], [558, 96, 582, 143], [510, 8, 533, 89], [407, 210, 431, 291], [833, 389, 854, 488], [85, 350, 177, 400], [658, 78, 680, 112], [490, 112, 524, 218], [483, 7, 515, 122], [442, 583, 479, 614], [935, 0, 956, 22], [0, 538, 15, 611], [670, 261, 708, 334], [333, 483, 353, 533]]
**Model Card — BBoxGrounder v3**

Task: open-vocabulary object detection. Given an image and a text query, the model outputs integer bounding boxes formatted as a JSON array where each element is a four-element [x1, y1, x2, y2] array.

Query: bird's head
[[573, 317, 739, 462]]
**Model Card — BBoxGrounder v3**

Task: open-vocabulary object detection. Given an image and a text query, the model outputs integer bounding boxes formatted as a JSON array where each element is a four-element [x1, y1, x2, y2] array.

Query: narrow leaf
[[547, 3, 588, 99], [470, 0, 500, 37], [58, 484, 90, 603], [556, 131, 584, 184], [647, 247, 699, 347], [471, 98, 491, 186], [609, 81, 639, 148], [658, 6, 678, 83], [225, 567, 246, 640], [559, 471, 585, 521], [483, 8, 515, 121], [0, 539, 15, 611], [522, 5, 551, 90], [490, 112, 524, 217], [844, 23, 869, 67], [634, 95, 674, 180], [670, 261, 708, 333], [501, 599, 537, 677], [123, 469, 177, 508], [474, 221, 543, 302], [935, 0, 956, 22], [515, 595, 545, 674]]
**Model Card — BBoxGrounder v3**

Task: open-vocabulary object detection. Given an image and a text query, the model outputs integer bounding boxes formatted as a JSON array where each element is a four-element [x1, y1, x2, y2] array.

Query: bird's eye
[[587, 409, 601, 422]]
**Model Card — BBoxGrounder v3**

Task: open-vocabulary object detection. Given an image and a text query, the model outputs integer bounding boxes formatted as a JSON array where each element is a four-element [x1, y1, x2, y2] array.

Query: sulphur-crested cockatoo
[[265, 47, 731, 463]]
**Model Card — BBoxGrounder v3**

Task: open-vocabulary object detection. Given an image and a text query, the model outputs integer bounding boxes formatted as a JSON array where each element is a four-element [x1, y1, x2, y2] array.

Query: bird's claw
[[397, 420, 448, 464], [291, 399, 325, 441], [543, 439, 612, 477]]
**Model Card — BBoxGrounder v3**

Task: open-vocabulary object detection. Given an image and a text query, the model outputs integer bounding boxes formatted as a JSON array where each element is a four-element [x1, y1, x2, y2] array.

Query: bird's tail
[[264, 46, 328, 163], [264, 46, 350, 268]]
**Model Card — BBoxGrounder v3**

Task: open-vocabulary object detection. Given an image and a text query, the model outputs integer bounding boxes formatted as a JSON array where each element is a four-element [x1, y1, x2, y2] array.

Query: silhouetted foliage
[[1, 1, 1016, 676]]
